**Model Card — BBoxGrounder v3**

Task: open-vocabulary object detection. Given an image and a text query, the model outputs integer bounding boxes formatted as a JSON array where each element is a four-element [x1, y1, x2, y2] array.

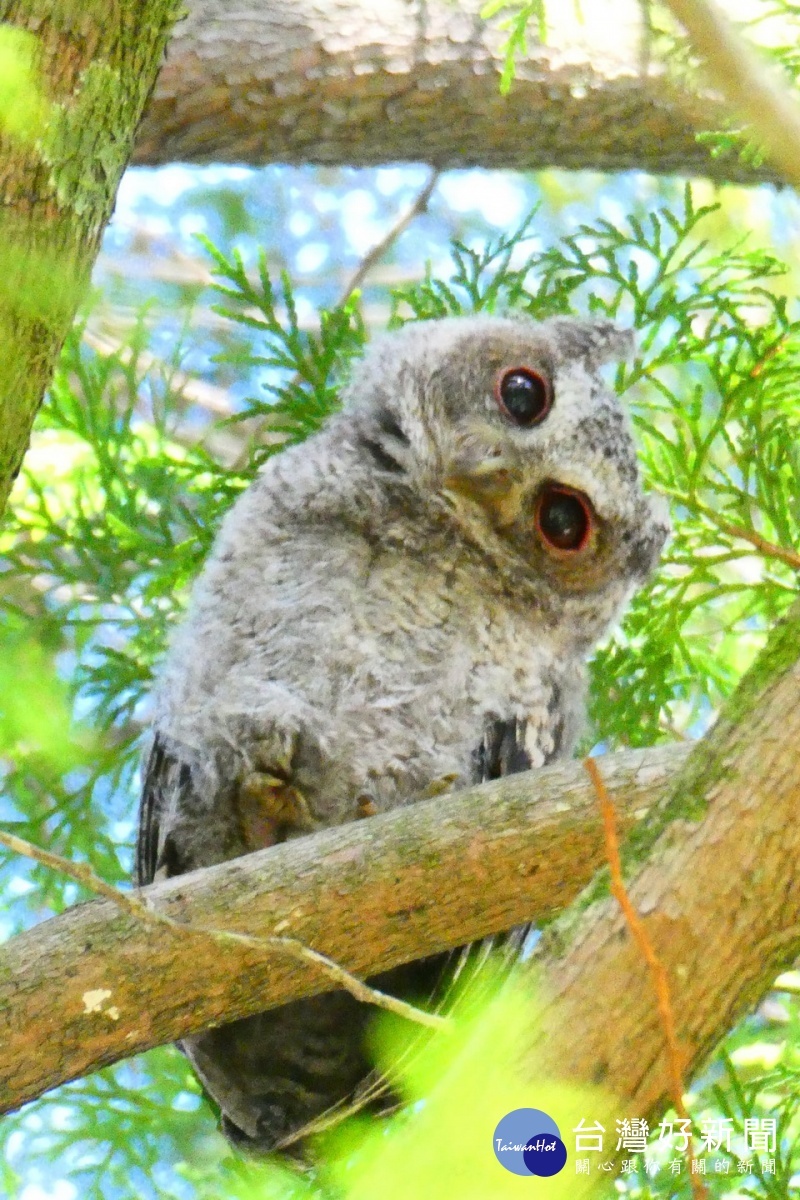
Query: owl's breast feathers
[[152, 493, 582, 833]]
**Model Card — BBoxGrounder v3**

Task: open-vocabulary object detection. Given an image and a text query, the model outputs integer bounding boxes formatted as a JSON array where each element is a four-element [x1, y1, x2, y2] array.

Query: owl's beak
[[443, 448, 524, 527]]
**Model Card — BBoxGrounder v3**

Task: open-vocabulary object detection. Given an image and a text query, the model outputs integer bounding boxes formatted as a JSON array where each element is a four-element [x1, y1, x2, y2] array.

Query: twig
[[583, 758, 707, 1200], [0, 829, 155, 922], [336, 169, 441, 307], [661, 488, 800, 572], [257, 170, 441, 470], [662, 0, 800, 191], [0, 827, 447, 1032], [90, 175, 440, 473], [707, 517, 800, 572], [196, 928, 449, 1032], [97, 248, 421, 293], [83, 324, 275, 468]]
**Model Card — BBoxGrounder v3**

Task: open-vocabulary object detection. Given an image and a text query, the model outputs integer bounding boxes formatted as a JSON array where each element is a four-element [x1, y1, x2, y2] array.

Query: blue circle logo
[[493, 1108, 567, 1177]]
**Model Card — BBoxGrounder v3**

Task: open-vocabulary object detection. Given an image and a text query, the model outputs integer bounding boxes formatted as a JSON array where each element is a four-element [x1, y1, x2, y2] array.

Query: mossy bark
[[0, 0, 182, 520]]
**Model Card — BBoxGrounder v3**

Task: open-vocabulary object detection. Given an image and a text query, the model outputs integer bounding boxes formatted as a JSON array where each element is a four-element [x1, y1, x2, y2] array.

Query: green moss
[[0, 27, 50, 144], [38, 0, 182, 232], [40, 61, 128, 234], [0, 217, 83, 330]]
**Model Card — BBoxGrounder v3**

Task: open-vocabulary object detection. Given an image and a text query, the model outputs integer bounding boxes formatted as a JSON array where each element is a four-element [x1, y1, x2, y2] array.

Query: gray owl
[[136, 313, 668, 1155]]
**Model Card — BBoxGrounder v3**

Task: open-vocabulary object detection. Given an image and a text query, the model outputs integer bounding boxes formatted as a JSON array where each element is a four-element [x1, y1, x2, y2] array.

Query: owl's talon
[[419, 772, 460, 800], [238, 770, 316, 849], [356, 794, 378, 818], [251, 730, 298, 780], [251, 772, 286, 789]]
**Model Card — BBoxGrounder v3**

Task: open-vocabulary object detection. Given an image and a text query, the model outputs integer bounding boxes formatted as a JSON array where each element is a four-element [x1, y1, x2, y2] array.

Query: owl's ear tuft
[[544, 317, 636, 370]]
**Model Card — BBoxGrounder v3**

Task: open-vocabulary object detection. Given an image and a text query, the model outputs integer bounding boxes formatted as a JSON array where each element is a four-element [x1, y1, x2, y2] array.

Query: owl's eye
[[536, 484, 592, 552], [495, 367, 551, 427]]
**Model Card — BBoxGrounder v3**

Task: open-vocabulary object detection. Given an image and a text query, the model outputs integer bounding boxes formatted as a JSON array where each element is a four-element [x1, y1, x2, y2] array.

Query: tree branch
[[660, 488, 800, 572], [663, 0, 800, 191], [584, 756, 704, 1193], [0, 829, 446, 1033], [336, 169, 440, 307], [132, 0, 781, 183], [0, 743, 686, 1113]]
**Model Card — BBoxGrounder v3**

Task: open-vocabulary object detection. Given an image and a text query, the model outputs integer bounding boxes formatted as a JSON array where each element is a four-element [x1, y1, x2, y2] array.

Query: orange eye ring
[[495, 366, 552, 428], [535, 484, 593, 553]]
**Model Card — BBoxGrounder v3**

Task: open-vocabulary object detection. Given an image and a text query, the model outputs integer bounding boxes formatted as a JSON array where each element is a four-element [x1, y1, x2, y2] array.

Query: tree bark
[[663, 0, 800, 192], [135, 0, 777, 183], [1, 743, 685, 1113], [0, 0, 182, 520]]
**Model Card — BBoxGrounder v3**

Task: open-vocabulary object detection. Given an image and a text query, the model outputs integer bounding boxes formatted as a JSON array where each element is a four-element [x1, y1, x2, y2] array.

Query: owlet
[[136, 313, 669, 1155]]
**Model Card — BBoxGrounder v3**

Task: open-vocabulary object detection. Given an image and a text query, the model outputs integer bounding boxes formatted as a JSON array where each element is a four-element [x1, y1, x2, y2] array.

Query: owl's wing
[[472, 716, 532, 781], [135, 734, 198, 886]]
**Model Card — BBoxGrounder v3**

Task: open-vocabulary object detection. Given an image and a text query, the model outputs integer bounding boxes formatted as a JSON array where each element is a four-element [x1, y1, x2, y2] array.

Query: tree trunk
[[0, 0, 182, 520], [135, 0, 777, 183]]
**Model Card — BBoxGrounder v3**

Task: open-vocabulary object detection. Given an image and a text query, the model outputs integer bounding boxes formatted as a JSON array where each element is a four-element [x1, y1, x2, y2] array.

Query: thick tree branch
[[133, 0, 779, 183], [534, 600, 800, 1114], [0, 826, 448, 1033], [0, 743, 686, 1114]]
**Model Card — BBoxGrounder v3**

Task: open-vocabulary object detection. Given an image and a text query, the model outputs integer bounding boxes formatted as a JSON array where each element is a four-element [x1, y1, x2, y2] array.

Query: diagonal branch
[[0, 743, 685, 1113], [584, 757, 704, 1196], [662, 0, 800, 191], [533, 599, 800, 1115]]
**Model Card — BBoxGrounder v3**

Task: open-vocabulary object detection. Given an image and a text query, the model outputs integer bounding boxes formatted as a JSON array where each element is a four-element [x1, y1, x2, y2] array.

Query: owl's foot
[[353, 772, 460, 821], [237, 733, 318, 848], [355, 793, 378, 818], [419, 772, 460, 800]]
